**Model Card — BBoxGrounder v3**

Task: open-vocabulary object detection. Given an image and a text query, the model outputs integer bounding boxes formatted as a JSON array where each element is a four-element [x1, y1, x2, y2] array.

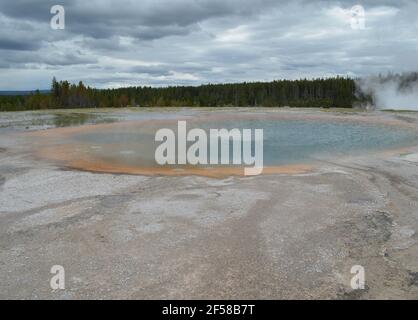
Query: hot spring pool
[[32, 113, 418, 176]]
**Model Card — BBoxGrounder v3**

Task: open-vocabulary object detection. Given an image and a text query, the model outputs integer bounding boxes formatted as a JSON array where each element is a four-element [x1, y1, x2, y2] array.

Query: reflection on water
[[52, 113, 116, 127], [0, 108, 199, 132], [0, 111, 117, 132]]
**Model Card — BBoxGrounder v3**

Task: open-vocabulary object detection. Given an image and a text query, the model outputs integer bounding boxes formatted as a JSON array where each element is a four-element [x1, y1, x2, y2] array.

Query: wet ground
[[0, 108, 417, 299]]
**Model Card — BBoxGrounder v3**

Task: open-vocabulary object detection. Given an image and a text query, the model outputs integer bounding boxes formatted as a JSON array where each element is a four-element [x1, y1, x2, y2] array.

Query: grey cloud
[[129, 63, 212, 77], [0, 0, 278, 40], [130, 65, 172, 76], [0, 0, 417, 89], [0, 48, 97, 69], [0, 37, 41, 51], [40, 53, 97, 66]]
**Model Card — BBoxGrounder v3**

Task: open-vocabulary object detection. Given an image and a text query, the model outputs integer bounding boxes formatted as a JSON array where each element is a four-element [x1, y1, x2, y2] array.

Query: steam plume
[[356, 73, 418, 111]]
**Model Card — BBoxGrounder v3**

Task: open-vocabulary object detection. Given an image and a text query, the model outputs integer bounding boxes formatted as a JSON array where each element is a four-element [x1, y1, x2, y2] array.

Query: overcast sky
[[0, 0, 417, 90]]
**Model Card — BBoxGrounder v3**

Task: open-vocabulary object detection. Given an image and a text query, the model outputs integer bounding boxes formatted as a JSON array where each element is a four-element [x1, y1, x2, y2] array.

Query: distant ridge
[[0, 90, 50, 96]]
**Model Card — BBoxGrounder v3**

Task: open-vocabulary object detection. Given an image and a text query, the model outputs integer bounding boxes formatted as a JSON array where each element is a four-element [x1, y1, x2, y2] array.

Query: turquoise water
[[68, 118, 418, 167]]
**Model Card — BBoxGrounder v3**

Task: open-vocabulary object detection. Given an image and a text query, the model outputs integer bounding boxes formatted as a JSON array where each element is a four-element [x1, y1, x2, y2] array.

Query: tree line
[[0, 76, 359, 111]]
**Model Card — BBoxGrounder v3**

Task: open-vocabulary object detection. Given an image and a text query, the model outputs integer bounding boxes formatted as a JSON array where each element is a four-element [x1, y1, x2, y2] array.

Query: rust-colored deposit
[[35, 144, 312, 178]]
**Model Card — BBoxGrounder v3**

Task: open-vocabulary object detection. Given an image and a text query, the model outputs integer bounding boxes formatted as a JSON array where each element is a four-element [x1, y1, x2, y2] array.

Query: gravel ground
[[0, 109, 417, 299]]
